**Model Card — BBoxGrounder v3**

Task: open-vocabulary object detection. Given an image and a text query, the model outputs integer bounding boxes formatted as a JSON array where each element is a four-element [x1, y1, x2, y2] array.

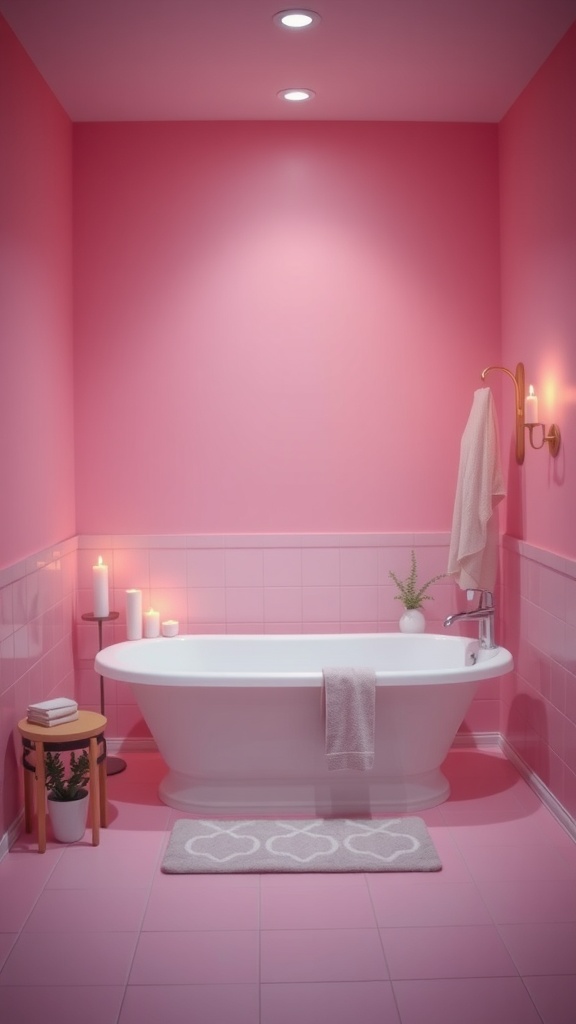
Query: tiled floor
[[1, 748, 575, 1023]]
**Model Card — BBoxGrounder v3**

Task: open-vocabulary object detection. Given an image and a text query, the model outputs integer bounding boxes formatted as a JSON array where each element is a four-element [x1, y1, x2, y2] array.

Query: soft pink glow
[[73, 120, 500, 535]]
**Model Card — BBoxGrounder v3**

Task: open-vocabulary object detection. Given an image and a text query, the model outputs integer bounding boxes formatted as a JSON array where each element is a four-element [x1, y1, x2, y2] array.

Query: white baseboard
[[500, 737, 576, 843], [0, 809, 25, 862], [106, 737, 158, 754], [452, 731, 501, 748]]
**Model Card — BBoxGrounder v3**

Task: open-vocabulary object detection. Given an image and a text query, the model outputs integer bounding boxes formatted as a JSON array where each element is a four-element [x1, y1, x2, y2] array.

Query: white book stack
[[27, 698, 79, 727]]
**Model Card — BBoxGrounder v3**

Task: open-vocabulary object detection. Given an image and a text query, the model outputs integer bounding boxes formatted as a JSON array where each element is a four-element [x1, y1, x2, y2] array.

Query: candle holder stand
[[81, 612, 126, 775]]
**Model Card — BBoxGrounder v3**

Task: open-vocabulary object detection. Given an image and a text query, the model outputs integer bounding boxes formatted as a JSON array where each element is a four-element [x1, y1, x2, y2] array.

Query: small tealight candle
[[92, 556, 109, 618], [525, 385, 538, 424], [143, 608, 160, 638], [161, 619, 179, 637]]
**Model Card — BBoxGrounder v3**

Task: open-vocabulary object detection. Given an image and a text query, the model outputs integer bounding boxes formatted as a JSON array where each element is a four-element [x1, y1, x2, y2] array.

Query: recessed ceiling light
[[274, 10, 320, 29], [278, 88, 315, 102]]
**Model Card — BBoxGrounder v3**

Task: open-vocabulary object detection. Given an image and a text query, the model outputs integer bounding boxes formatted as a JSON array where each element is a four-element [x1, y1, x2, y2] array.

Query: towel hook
[[481, 362, 525, 465], [481, 361, 561, 464]]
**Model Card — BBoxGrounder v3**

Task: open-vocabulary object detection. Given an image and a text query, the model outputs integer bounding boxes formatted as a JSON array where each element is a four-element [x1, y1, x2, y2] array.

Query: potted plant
[[44, 750, 90, 842], [389, 550, 445, 632]]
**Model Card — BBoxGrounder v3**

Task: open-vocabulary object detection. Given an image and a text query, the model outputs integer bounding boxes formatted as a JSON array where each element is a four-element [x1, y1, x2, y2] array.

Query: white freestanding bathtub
[[95, 632, 512, 816]]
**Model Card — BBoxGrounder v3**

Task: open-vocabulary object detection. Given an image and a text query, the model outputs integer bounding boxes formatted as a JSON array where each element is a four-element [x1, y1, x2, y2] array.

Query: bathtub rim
[[95, 631, 513, 688]]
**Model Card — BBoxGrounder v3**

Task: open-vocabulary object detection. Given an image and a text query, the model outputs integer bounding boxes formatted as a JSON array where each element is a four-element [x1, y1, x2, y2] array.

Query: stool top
[[17, 710, 107, 742]]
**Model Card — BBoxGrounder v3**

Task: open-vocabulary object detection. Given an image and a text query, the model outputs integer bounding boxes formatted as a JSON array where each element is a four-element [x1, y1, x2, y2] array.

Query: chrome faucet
[[444, 589, 496, 649]]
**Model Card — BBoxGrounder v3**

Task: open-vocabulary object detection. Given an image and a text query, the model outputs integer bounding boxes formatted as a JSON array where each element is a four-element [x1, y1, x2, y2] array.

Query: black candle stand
[[81, 611, 126, 775]]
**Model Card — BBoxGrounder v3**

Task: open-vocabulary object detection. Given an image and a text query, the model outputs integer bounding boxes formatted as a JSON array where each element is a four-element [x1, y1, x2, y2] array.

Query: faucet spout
[[444, 590, 496, 649]]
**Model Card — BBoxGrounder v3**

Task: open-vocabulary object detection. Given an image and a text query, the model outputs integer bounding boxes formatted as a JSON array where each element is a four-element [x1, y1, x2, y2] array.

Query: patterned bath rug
[[161, 817, 442, 873]]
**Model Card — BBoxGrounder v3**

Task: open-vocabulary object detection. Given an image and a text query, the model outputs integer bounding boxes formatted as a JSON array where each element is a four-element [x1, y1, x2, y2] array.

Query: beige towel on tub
[[447, 388, 506, 592], [322, 668, 376, 771]]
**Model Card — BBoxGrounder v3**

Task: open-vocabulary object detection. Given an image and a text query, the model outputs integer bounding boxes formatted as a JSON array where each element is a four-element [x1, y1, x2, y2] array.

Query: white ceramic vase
[[48, 790, 89, 843], [399, 608, 426, 633]]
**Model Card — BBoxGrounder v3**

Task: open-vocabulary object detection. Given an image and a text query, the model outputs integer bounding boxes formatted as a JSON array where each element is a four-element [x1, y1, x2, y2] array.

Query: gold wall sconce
[[481, 362, 561, 465]]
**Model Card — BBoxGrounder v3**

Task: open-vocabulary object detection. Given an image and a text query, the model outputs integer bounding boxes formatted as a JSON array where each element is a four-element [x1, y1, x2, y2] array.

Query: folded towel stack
[[27, 698, 79, 727]]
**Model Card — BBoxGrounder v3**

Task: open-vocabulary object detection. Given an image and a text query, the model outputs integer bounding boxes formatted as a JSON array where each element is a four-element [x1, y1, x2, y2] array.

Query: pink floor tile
[[129, 930, 259, 985], [260, 928, 388, 983], [523, 975, 576, 1024], [380, 924, 517, 979], [23, 886, 149, 932], [0, 985, 125, 1024], [440, 791, 531, 825], [368, 880, 492, 927], [142, 881, 259, 930], [151, 867, 260, 891], [261, 981, 400, 1024], [497, 921, 576, 974], [477, 877, 576, 924], [2, 750, 576, 1024], [462, 842, 576, 882], [447, 805, 572, 848], [0, 848, 64, 930], [105, 799, 173, 831], [259, 869, 368, 890], [441, 749, 519, 796], [417, 829, 473, 881], [118, 983, 260, 1024], [45, 831, 164, 889], [0, 931, 138, 987], [260, 879, 376, 929], [392, 977, 543, 1024]]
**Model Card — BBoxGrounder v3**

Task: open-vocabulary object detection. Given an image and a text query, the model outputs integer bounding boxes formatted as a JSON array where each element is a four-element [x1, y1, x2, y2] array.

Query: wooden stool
[[18, 711, 108, 853]]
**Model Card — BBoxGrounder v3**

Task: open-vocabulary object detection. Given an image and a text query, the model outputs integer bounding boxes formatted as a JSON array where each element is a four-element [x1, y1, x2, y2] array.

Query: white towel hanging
[[447, 387, 506, 591]]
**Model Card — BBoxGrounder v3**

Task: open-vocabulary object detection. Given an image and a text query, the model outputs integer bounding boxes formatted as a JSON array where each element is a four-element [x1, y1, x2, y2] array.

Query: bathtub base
[[158, 768, 451, 817]]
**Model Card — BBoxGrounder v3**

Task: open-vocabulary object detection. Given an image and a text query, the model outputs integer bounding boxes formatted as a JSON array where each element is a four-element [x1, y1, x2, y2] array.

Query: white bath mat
[[161, 817, 441, 873]]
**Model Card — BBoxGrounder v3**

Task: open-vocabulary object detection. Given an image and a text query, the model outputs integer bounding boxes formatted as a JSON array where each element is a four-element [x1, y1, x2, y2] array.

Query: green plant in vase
[[44, 749, 91, 843], [389, 550, 445, 631], [44, 750, 90, 801]]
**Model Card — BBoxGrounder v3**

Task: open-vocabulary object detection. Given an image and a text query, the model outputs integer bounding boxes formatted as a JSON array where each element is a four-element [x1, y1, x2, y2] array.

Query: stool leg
[[99, 740, 108, 828], [88, 735, 100, 846], [23, 756, 33, 833], [35, 741, 46, 854]]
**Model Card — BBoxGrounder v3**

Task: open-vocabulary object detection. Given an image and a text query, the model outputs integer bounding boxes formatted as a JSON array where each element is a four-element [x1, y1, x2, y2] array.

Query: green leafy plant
[[389, 550, 445, 610], [44, 750, 90, 802]]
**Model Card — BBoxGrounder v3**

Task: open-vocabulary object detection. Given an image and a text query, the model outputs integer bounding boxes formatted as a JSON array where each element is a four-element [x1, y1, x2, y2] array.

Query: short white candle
[[525, 385, 538, 424], [161, 619, 179, 637], [143, 608, 160, 638], [126, 589, 142, 640], [92, 556, 109, 618]]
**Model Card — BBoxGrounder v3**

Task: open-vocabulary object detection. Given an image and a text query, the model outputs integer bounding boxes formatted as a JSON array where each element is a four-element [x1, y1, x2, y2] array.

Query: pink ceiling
[[1, 0, 576, 122]]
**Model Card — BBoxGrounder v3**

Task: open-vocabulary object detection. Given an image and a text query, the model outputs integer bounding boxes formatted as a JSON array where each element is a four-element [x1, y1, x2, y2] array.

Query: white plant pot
[[48, 790, 89, 843], [399, 608, 426, 633]]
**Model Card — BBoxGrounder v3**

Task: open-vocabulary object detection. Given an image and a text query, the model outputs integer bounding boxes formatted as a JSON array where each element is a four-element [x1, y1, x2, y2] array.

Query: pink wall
[[499, 22, 576, 561], [499, 24, 576, 824], [73, 121, 500, 535], [0, 15, 76, 844], [0, 16, 75, 570]]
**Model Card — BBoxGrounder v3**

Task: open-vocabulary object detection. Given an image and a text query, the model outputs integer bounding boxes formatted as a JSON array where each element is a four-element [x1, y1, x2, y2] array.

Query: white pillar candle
[[161, 619, 179, 637], [126, 589, 143, 640], [525, 385, 538, 424], [92, 556, 109, 618], [143, 608, 160, 638]]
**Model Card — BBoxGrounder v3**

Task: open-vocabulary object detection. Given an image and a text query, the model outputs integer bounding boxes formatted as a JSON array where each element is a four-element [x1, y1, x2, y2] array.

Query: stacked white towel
[[27, 698, 79, 727]]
